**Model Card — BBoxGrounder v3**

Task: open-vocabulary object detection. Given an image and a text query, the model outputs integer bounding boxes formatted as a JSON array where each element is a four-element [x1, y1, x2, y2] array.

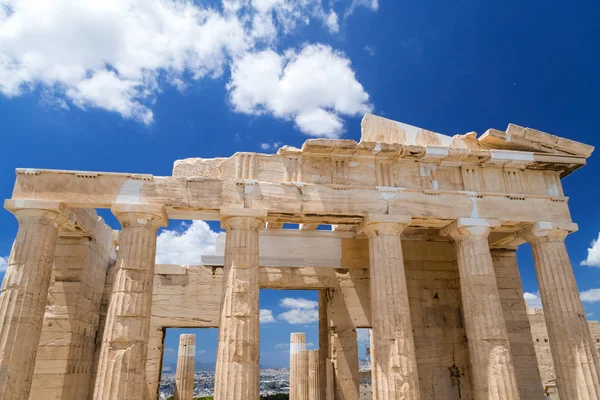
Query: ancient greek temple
[[0, 113, 598, 400]]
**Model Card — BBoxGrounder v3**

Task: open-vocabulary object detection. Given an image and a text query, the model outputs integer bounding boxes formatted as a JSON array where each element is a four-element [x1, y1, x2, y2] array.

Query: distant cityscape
[[159, 360, 372, 398], [159, 368, 291, 398]]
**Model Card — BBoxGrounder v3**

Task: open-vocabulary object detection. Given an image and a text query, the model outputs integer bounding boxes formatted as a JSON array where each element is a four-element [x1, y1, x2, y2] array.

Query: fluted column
[[444, 218, 520, 399], [92, 204, 167, 400], [175, 334, 196, 400], [525, 221, 600, 399], [360, 214, 420, 400], [213, 208, 266, 400], [318, 291, 328, 400], [308, 350, 320, 399], [0, 200, 68, 400], [290, 333, 309, 400]]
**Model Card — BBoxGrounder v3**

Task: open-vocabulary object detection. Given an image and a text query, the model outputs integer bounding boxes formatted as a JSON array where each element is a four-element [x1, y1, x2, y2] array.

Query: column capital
[[220, 207, 267, 231], [111, 203, 168, 228], [4, 199, 70, 225], [441, 217, 500, 240], [522, 221, 578, 243], [359, 213, 412, 237]]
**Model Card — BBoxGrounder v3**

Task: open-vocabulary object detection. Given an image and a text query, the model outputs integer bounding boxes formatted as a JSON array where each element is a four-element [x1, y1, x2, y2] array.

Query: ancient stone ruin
[[0, 113, 598, 399]]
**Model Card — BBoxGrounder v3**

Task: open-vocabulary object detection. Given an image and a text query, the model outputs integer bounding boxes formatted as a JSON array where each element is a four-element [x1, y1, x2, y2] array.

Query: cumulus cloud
[[0, 0, 375, 135], [156, 221, 218, 264], [228, 44, 371, 137], [0, 0, 248, 123], [581, 289, 600, 303], [260, 309, 276, 323], [524, 292, 542, 309], [280, 297, 318, 309], [278, 297, 319, 324], [581, 233, 600, 267], [0, 256, 7, 273]]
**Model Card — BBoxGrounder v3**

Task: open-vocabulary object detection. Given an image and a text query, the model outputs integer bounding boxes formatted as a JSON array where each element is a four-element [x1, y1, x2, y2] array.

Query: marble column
[[0, 200, 68, 400], [175, 334, 196, 400], [92, 204, 167, 400], [360, 215, 420, 400], [318, 290, 328, 400], [213, 208, 266, 400], [308, 350, 320, 399], [327, 287, 359, 400], [290, 333, 308, 400], [525, 221, 600, 399], [444, 218, 520, 399]]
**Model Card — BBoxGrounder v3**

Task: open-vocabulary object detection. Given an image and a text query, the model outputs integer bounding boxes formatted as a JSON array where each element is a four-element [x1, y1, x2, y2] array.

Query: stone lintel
[[220, 207, 268, 220]]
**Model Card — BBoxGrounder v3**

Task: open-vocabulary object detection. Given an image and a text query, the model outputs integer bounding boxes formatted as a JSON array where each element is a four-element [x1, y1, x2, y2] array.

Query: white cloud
[[581, 289, 600, 303], [278, 297, 319, 324], [0, 0, 375, 133], [228, 44, 371, 137], [156, 221, 218, 264], [279, 308, 319, 324], [587, 312, 594, 318], [363, 45, 375, 56], [0, 256, 7, 273], [325, 11, 340, 33], [260, 141, 281, 151], [260, 309, 276, 323], [524, 292, 542, 309], [280, 297, 318, 310], [581, 233, 600, 267], [0, 0, 248, 123], [345, 0, 379, 18]]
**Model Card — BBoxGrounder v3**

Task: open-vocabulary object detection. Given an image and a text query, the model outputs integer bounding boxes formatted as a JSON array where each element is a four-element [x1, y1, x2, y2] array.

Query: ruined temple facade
[[0, 113, 598, 400]]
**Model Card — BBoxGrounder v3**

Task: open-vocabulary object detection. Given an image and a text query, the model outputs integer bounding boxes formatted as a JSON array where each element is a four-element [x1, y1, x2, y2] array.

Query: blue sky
[[1, 0, 600, 368]]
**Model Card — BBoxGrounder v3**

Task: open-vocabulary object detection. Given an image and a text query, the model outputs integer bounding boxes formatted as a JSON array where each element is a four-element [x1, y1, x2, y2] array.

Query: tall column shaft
[[0, 201, 67, 400], [327, 287, 359, 400], [318, 291, 328, 400], [445, 218, 520, 399], [213, 209, 266, 400], [290, 333, 308, 400], [361, 215, 420, 400], [308, 350, 320, 399], [175, 334, 196, 400], [525, 222, 600, 399], [92, 205, 166, 400]]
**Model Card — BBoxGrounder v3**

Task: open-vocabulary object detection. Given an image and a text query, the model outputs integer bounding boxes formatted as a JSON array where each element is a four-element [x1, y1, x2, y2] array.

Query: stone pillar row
[[2, 197, 600, 400], [175, 334, 196, 400]]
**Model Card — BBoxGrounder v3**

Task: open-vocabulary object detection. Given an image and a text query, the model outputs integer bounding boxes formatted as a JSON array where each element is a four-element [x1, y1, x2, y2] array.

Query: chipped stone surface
[[0, 113, 597, 399]]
